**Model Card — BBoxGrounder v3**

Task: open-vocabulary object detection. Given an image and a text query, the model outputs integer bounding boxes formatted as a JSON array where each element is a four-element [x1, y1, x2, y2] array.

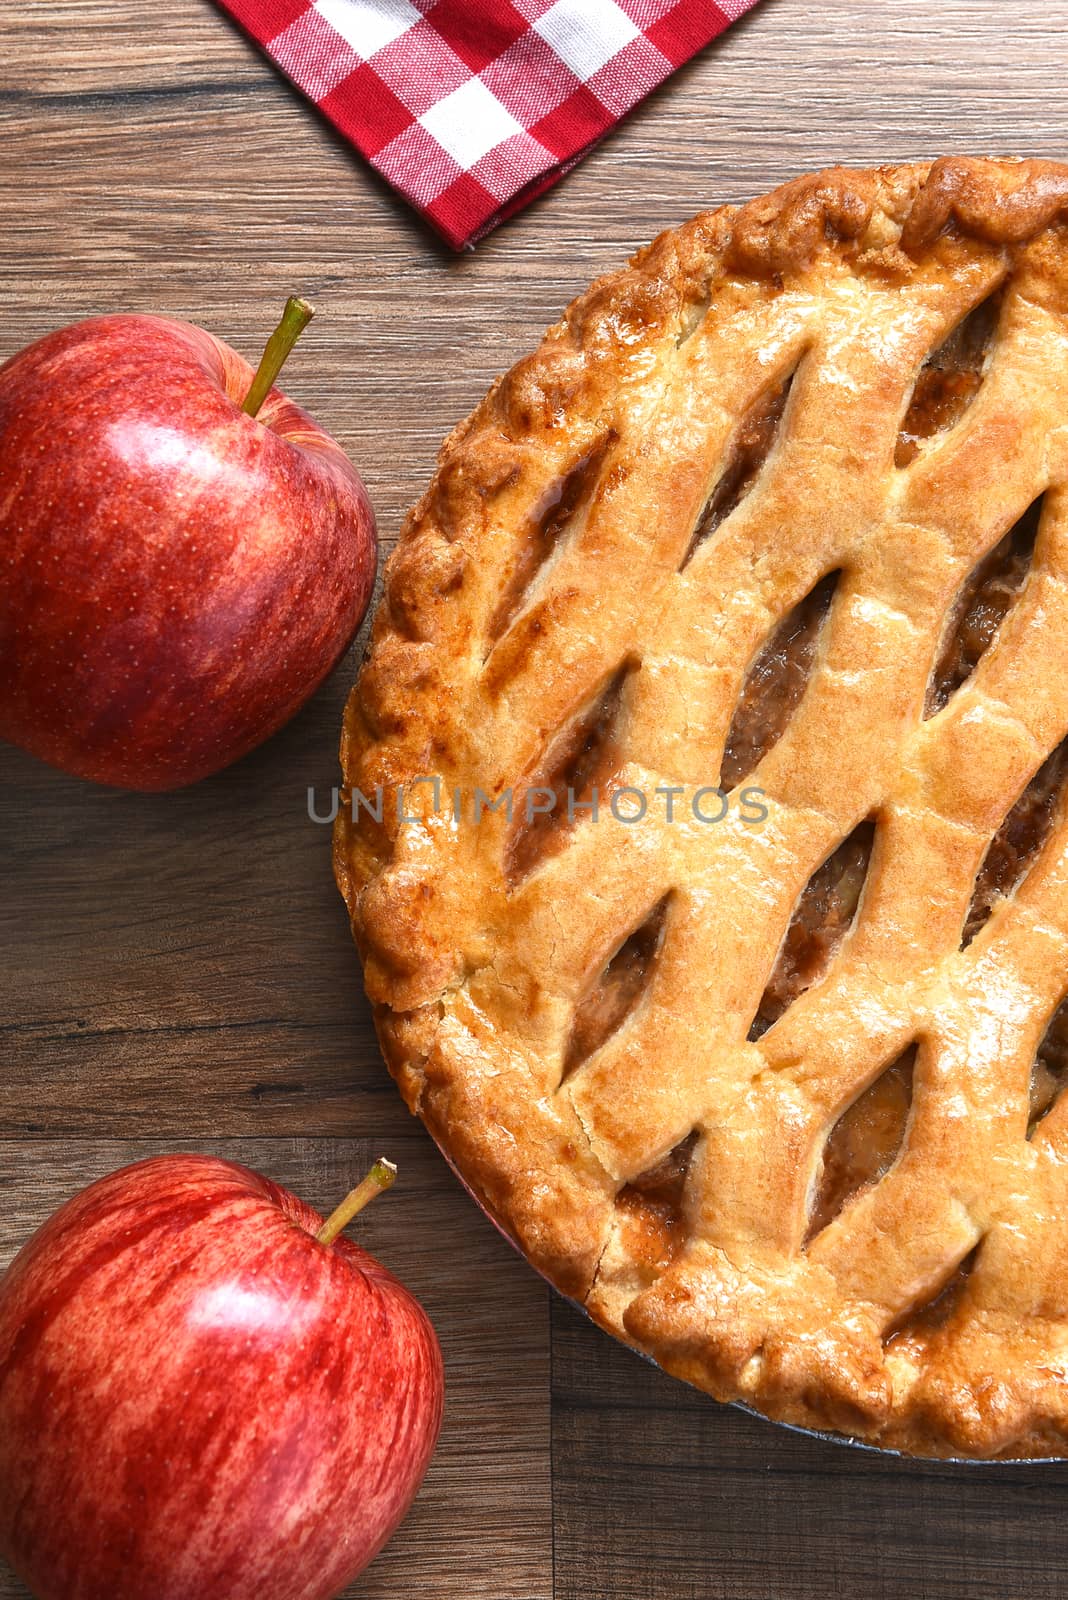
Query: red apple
[[0, 300, 376, 789], [0, 1153, 444, 1600]]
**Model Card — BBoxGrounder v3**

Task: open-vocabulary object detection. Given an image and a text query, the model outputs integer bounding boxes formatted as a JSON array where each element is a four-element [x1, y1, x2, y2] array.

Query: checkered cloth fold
[[216, 0, 761, 249]]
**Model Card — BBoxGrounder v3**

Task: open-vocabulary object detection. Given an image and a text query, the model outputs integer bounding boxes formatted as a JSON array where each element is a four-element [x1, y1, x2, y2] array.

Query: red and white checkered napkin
[[216, 0, 760, 249]]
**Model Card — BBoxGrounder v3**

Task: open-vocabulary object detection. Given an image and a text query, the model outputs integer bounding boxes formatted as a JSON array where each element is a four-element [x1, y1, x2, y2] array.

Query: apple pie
[[335, 158, 1068, 1458]]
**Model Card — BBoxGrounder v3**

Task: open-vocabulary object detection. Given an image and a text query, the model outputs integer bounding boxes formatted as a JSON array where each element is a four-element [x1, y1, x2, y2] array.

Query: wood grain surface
[[4, 2, 1068, 1596]]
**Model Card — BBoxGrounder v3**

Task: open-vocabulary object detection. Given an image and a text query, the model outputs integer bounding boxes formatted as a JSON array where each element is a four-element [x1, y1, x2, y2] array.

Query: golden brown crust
[[335, 159, 1068, 1458]]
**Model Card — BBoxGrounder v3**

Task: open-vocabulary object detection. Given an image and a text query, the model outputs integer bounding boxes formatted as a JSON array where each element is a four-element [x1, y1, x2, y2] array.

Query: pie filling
[[963, 736, 1068, 947], [721, 572, 838, 790], [926, 496, 1040, 715], [506, 663, 631, 883], [615, 1131, 698, 1274], [895, 291, 1000, 468], [884, 1246, 980, 1347], [1030, 998, 1068, 1132], [489, 432, 616, 643], [749, 820, 875, 1040], [681, 377, 791, 568], [807, 1047, 916, 1241], [564, 898, 668, 1079]]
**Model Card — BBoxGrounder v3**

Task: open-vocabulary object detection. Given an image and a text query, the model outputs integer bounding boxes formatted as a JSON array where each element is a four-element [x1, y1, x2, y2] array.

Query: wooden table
[[4, 3, 1068, 1595]]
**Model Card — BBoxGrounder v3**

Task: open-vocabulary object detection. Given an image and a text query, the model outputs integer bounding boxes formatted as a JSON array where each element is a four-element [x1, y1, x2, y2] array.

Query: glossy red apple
[[0, 1153, 444, 1600], [0, 300, 376, 789]]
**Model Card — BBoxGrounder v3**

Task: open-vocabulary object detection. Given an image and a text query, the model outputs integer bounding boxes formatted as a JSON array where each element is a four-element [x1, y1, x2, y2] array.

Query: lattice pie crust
[[336, 160, 1068, 1458]]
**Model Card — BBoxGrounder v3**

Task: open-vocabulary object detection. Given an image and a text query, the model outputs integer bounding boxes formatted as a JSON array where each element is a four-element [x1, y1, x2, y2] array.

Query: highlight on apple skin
[[0, 307, 377, 790], [0, 1153, 445, 1600]]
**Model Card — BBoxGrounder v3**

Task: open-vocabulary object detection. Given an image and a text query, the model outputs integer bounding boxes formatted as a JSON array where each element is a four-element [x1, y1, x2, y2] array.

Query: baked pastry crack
[[336, 158, 1068, 1457]]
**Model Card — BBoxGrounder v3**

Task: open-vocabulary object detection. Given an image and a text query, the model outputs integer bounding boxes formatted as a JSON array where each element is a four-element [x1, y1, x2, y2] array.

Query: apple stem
[[241, 295, 315, 419], [316, 1158, 397, 1247]]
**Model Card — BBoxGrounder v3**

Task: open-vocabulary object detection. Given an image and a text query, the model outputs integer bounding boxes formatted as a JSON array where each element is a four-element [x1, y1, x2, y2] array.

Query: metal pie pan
[[426, 1127, 1068, 1467]]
